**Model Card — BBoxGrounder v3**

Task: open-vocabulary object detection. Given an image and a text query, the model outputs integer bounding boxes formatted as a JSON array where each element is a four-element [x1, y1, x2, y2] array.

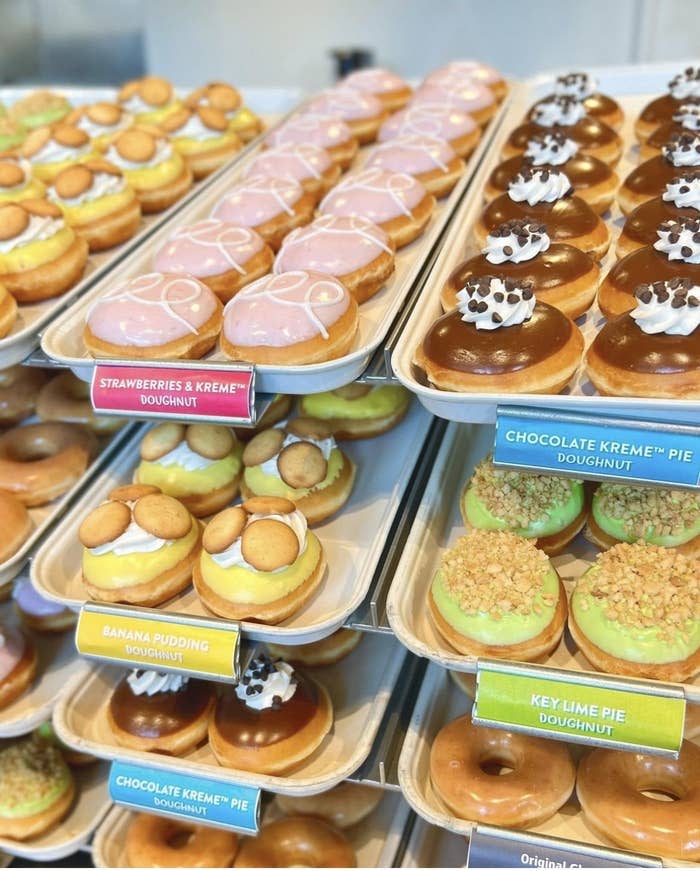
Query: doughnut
[[84, 272, 223, 361], [0, 283, 17, 338], [107, 669, 215, 754], [126, 813, 239, 868], [533, 71, 624, 130], [244, 143, 341, 201], [117, 76, 182, 125], [0, 625, 37, 708], [186, 81, 242, 116], [0, 366, 49, 427], [299, 383, 411, 439], [36, 371, 125, 434], [0, 735, 74, 839], [304, 88, 388, 144], [209, 655, 333, 774], [430, 713, 575, 827], [160, 106, 243, 179], [0, 492, 32, 564], [34, 721, 97, 767], [0, 156, 46, 204], [642, 102, 700, 159], [276, 783, 381, 829], [264, 114, 358, 169], [240, 418, 356, 525], [577, 741, 700, 861], [428, 530, 567, 661], [377, 103, 481, 158], [462, 455, 587, 555], [235, 816, 355, 867], [450, 670, 476, 697], [411, 80, 497, 127], [341, 67, 412, 112], [20, 124, 96, 183], [0, 198, 89, 303], [0, 421, 96, 506], [616, 185, 700, 259], [415, 278, 584, 395], [274, 215, 396, 304], [266, 628, 362, 667], [618, 133, 700, 215], [364, 134, 466, 198], [211, 175, 316, 252], [13, 577, 75, 633], [424, 60, 508, 102], [47, 159, 141, 251], [79, 485, 202, 606], [65, 101, 133, 151], [635, 66, 700, 143], [221, 270, 359, 366], [686, 705, 700, 739], [442, 218, 600, 320], [8, 90, 71, 129], [194, 496, 327, 622], [0, 117, 26, 151], [234, 394, 293, 442]]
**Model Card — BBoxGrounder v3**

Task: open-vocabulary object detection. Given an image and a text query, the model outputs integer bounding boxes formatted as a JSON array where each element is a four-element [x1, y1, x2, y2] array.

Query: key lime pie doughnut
[[0, 492, 32, 564], [244, 143, 341, 201], [267, 628, 363, 668], [20, 124, 96, 183], [108, 668, 215, 754], [476, 168, 610, 259], [126, 813, 239, 869], [485, 131, 618, 214], [643, 102, 700, 159], [160, 106, 242, 179], [194, 497, 326, 622], [319, 168, 435, 249], [84, 272, 223, 360], [304, 88, 387, 144], [586, 279, 700, 398], [618, 133, 700, 215], [79, 484, 202, 606], [428, 530, 567, 660], [442, 219, 600, 319], [424, 60, 508, 102], [378, 103, 481, 158], [412, 79, 497, 127], [531, 72, 623, 131], [569, 542, 699, 681], [0, 157, 46, 204], [364, 134, 465, 198], [0, 366, 48, 427], [416, 277, 584, 394], [209, 654, 333, 773], [264, 114, 358, 170], [135, 422, 243, 517], [117, 76, 181, 125], [153, 219, 274, 303], [0, 118, 26, 153], [273, 215, 395, 303], [0, 283, 16, 338], [211, 175, 316, 252], [48, 159, 141, 251], [587, 483, 699, 556], [8, 90, 70, 130], [12, 577, 75, 633], [240, 418, 355, 524], [636, 66, 700, 143], [0, 625, 37, 708], [65, 101, 133, 151], [0, 735, 74, 840], [234, 817, 356, 868], [221, 270, 359, 365], [341, 67, 412, 112], [299, 383, 411, 439], [276, 782, 381, 830], [36, 371, 124, 435], [462, 455, 586, 555], [105, 126, 193, 213]]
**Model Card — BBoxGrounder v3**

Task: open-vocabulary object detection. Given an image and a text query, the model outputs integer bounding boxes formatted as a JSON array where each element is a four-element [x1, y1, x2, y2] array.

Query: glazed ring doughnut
[[0, 492, 32, 564], [0, 366, 49, 427], [125, 812, 239, 868], [577, 741, 700, 861], [36, 371, 124, 435], [430, 714, 575, 828], [276, 783, 382, 829], [234, 816, 357, 867], [0, 422, 97, 506], [0, 284, 17, 339]]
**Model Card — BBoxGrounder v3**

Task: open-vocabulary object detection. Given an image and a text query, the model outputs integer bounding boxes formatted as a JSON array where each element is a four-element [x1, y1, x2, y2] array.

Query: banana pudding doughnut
[[160, 106, 242, 179], [462, 455, 586, 555], [569, 542, 700, 682], [636, 66, 700, 143], [0, 366, 48, 427], [0, 283, 16, 338], [241, 418, 355, 524], [532, 72, 623, 130], [299, 383, 411, 438], [411, 80, 497, 127], [20, 124, 96, 183], [0, 735, 74, 839], [424, 60, 508, 102], [0, 198, 89, 303], [618, 133, 700, 215], [136, 422, 243, 517], [126, 813, 239, 868], [8, 90, 70, 130], [0, 625, 37, 708], [430, 713, 575, 827], [377, 103, 480, 158], [79, 484, 202, 606], [476, 168, 610, 259], [209, 655, 333, 773], [235, 817, 356, 868], [244, 143, 341, 201], [194, 497, 326, 622], [117, 75, 182, 125], [643, 102, 700, 159], [211, 175, 315, 251], [0, 492, 31, 564], [341, 66, 412, 112], [428, 530, 567, 660], [0, 421, 96, 506], [36, 371, 124, 435], [186, 81, 241, 115], [276, 783, 381, 829], [0, 156, 46, 204], [364, 134, 465, 198], [319, 168, 436, 248], [221, 270, 359, 365], [12, 577, 75, 633], [65, 101, 133, 151], [108, 669, 215, 754], [84, 272, 223, 360], [234, 394, 293, 442], [266, 628, 362, 667], [153, 219, 273, 303], [264, 114, 358, 170], [577, 741, 700, 861], [415, 277, 584, 394], [273, 215, 395, 303], [304, 88, 387, 144], [442, 219, 600, 319]]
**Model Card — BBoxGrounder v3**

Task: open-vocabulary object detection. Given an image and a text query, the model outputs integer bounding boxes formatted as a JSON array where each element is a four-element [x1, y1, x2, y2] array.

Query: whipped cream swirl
[[631, 279, 700, 335], [662, 172, 700, 209], [668, 68, 700, 101], [483, 219, 551, 264], [50, 172, 126, 206], [508, 167, 572, 205], [89, 509, 172, 557], [76, 111, 132, 140], [662, 132, 700, 167], [0, 214, 64, 254], [107, 138, 173, 170], [235, 656, 297, 711], [555, 72, 597, 100], [654, 217, 700, 263], [532, 96, 586, 127], [127, 669, 188, 696], [211, 508, 307, 571], [525, 132, 578, 166], [259, 430, 335, 477], [457, 275, 536, 330], [173, 113, 224, 141], [30, 138, 91, 166], [155, 440, 217, 472], [672, 103, 700, 132]]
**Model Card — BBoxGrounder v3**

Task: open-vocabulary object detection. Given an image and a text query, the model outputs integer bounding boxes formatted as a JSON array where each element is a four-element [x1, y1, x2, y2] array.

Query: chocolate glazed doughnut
[[616, 198, 700, 259]]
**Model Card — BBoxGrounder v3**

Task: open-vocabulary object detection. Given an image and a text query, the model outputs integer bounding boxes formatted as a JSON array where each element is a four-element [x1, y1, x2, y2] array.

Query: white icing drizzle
[[319, 167, 420, 218], [663, 174, 700, 209], [631, 279, 700, 335], [235, 657, 297, 711], [366, 134, 452, 172], [508, 168, 572, 205], [457, 276, 536, 330], [214, 174, 301, 218], [275, 214, 392, 272], [662, 133, 700, 167], [0, 213, 64, 254], [672, 103, 700, 132], [654, 218, 700, 263], [555, 72, 597, 100], [532, 96, 586, 127], [382, 102, 471, 138], [211, 509, 308, 571], [525, 132, 579, 166], [127, 669, 188, 696], [668, 68, 700, 101], [0, 158, 32, 190], [167, 220, 260, 275], [247, 142, 328, 181], [106, 138, 173, 170], [307, 87, 383, 119], [267, 112, 352, 146], [483, 220, 551, 264], [29, 138, 91, 166], [49, 171, 126, 206]]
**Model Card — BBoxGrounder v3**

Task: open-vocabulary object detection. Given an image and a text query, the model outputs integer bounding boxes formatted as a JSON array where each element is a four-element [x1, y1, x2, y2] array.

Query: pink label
[[91, 363, 255, 423]]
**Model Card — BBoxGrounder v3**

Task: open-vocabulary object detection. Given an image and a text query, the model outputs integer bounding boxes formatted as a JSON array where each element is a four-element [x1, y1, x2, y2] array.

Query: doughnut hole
[[166, 825, 196, 849]]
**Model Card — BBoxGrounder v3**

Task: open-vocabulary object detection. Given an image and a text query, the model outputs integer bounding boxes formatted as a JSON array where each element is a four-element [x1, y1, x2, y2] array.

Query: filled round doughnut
[[364, 134, 466, 198], [0, 625, 37, 708], [533, 72, 623, 130], [244, 142, 341, 201], [340, 66, 412, 112], [304, 88, 387, 144], [377, 103, 480, 158], [642, 102, 700, 159], [266, 628, 362, 667], [13, 577, 75, 633], [617, 133, 700, 215], [117, 75, 182, 125], [635, 66, 700, 143], [424, 60, 508, 102], [36, 371, 125, 434], [264, 114, 358, 169], [411, 79, 497, 127], [20, 124, 96, 184], [159, 105, 243, 179], [235, 816, 356, 867], [125, 813, 239, 868], [65, 101, 133, 151], [276, 783, 381, 829], [0, 366, 49, 427], [298, 383, 411, 439]]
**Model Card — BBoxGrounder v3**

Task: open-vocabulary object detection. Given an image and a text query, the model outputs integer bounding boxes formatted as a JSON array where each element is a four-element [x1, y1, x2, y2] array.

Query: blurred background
[[0, 0, 698, 88]]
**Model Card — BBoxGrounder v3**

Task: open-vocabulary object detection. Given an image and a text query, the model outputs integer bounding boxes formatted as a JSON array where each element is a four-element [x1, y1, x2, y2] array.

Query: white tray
[[0, 759, 110, 862], [386, 421, 700, 704], [391, 62, 700, 424], [31, 401, 432, 644], [39, 92, 513, 395], [54, 631, 407, 796], [401, 817, 467, 868]]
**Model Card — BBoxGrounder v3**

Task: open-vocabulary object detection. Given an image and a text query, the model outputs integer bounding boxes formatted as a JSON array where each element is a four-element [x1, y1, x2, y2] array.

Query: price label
[[494, 406, 700, 488], [474, 659, 685, 755], [109, 761, 260, 834], [76, 603, 240, 682], [91, 361, 255, 424]]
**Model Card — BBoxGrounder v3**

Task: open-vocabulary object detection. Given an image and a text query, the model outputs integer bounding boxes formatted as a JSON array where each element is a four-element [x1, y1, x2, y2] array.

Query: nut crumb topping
[[439, 530, 552, 619], [596, 483, 700, 539], [0, 737, 69, 810]]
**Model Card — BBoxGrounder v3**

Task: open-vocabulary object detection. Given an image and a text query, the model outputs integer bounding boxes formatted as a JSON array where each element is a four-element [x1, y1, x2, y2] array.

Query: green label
[[474, 660, 685, 755]]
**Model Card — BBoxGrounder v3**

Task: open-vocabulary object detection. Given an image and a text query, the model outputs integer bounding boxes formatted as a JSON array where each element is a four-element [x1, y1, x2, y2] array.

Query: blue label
[[109, 761, 260, 833], [494, 407, 700, 488]]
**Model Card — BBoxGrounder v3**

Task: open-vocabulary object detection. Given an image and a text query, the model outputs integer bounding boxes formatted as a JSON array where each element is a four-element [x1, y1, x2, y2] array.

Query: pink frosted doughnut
[[365, 134, 457, 175], [304, 88, 385, 122], [377, 104, 479, 157], [341, 68, 412, 110], [243, 143, 339, 198], [153, 219, 267, 279], [263, 114, 357, 168], [425, 60, 504, 90], [212, 175, 305, 226], [411, 81, 496, 124], [319, 167, 426, 223]]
